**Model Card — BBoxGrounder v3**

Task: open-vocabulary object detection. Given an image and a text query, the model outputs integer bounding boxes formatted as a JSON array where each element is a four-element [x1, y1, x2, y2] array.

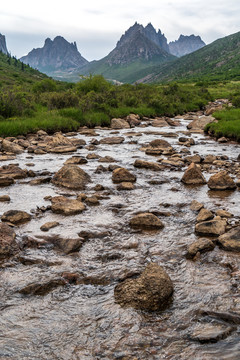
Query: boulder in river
[[0, 223, 18, 259], [196, 208, 214, 223], [0, 164, 27, 179], [112, 167, 136, 183], [130, 212, 164, 229], [2, 139, 23, 154], [207, 171, 236, 190], [1, 210, 31, 225], [181, 163, 206, 185], [145, 139, 173, 155], [218, 227, 240, 252], [188, 322, 234, 343], [100, 136, 124, 144], [114, 262, 173, 311], [111, 118, 130, 129], [186, 238, 215, 259], [51, 196, 85, 215], [133, 159, 162, 171], [52, 165, 91, 190], [195, 219, 227, 236]]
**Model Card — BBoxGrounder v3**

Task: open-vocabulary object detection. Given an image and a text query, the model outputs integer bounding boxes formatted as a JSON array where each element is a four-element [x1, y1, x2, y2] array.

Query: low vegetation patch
[[205, 108, 240, 141]]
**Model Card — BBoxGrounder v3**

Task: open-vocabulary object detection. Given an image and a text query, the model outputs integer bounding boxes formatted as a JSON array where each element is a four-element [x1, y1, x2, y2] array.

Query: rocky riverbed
[[0, 102, 240, 359]]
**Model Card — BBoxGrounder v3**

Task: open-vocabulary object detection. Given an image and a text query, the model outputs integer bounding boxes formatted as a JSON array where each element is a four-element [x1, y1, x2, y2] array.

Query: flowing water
[[0, 118, 240, 359]]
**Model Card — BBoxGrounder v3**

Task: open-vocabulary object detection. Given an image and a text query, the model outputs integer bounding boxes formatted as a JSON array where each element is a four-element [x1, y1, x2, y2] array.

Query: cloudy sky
[[1, 0, 239, 60]]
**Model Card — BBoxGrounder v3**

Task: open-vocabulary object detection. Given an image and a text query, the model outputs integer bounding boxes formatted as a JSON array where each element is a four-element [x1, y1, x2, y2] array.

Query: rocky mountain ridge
[[20, 36, 88, 77], [169, 34, 205, 57], [0, 34, 8, 55]]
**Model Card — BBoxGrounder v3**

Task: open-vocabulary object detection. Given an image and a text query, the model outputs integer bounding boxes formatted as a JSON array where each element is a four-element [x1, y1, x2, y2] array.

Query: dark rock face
[[169, 34, 205, 57], [0, 34, 8, 55], [0, 223, 18, 259], [20, 36, 88, 74], [114, 262, 173, 311], [105, 22, 173, 66]]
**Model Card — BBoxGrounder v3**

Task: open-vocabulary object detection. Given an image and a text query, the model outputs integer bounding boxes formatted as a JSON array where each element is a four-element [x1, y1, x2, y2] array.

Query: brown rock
[[51, 196, 85, 215], [117, 182, 135, 190], [130, 213, 164, 229], [195, 219, 227, 236], [1, 210, 31, 225], [111, 118, 130, 129], [64, 156, 87, 165], [0, 195, 10, 202], [208, 171, 236, 190], [215, 209, 233, 218], [114, 263, 173, 311], [0, 223, 18, 258], [98, 156, 116, 163], [145, 139, 173, 155], [49, 145, 77, 153], [100, 136, 124, 144], [0, 164, 27, 179], [196, 208, 214, 222], [189, 323, 234, 343], [187, 116, 216, 130], [190, 200, 204, 211], [85, 196, 100, 206], [186, 238, 215, 259], [40, 221, 60, 232], [2, 139, 23, 154], [218, 227, 240, 252], [181, 163, 206, 185], [19, 278, 66, 296], [52, 165, 91, 190], [152, 118, 169, 127], [112, 167, 136, 183], [0, 177, 14, 187], [133, 159, 162, 171]]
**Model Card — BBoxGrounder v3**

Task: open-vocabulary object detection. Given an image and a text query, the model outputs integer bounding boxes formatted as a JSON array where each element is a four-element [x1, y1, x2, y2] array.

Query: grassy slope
[[0, 52, 48, 87], [138, 31, 240, 83]]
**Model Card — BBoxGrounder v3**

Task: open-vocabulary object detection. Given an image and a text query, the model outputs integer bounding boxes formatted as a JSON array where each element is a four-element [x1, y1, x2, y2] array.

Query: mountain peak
[[169, 34, 205, 57], [21, 36, 88, 75], [0, 33, 9, 55]]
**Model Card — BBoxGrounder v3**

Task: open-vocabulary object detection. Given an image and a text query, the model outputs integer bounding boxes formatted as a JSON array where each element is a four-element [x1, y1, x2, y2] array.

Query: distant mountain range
[[1, 25, 239, 84], [19, 23, 205, 82]]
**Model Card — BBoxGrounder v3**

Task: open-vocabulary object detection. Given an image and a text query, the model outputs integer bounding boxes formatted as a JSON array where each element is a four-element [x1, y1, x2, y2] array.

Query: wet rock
[[0, 177, 14, 187], [34, 148, 47, 155], [195, 219, 227, 236], [51, 196, 85, 216], [185, 154, 201, 164], [215, 209, 233, 218], [130, 213, 164, 229], [52, 165, 91, 190], [71, 138, 86, 147], [94, 184, 106, 191], [114, 262, 173, 311], [208, 171, 236, 190], [40, 221, 60, 232], [145, 139, 173, 155], [126, 114, 141, 127], [0, 155, 16, 161], [0, 195, 10, 202], [29, 177, 51, 185], [188, 323, 234, 343], [181, 163, 206, 185], [100, 136, 124, 144], [95, 165, 107, 173], [133, 159, 162, 171], [0, 164, 27, 179], [218, 137, 228, 143], [98, 156, 116, 163], [161, 159, 184, 167], [218, 227, 240, 252], [112, 167, 136, 183], [49, 145, 77, 153], [190, 200, 204, 211], [187, 116, 216, 130], [203, 154, 217, 164], [53, 237, 84, 254], [196, 208, 214, 222], [152, 118, 169, 127], [1, 210, 31, 225], [85, 196, 100, 206], [2, 139, 23, 154], [0, 223, 18, 259], [186, 238, 215, 259], [111, 118, 130, 129], [19, 278, 66, 296], [117, 182, 135, 190], [78, 230, 112, 240], [198, 309, 240, 324], [86, 153, 100, 160]]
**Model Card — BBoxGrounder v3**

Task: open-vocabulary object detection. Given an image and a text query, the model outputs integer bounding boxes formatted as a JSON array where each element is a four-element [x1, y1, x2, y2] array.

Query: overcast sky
[[1, 0, 239, 60]]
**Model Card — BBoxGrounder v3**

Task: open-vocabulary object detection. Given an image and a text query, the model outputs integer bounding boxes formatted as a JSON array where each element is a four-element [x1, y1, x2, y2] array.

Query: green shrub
[[33, 79, 57, 93], [48, 91, 79, 109], [0, 90, 35, 118]]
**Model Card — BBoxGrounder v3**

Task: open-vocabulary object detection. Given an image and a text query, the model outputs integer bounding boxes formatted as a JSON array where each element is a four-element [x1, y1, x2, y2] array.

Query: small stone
[[85, 196, 100, 206], [196, 208, 214, 222], [130, 213, 164, 229], [117, 182, 135, 190], [112, 167, 136, 183], [1, 210, 31, 225], [190, 200, 204, 211], [51, 196, 85, 215], [0, 195, 10, 202], [218, 227, 240, 252], [208, 171, 236, 190], [181, 163, 206, 185], [133, 159, 162, 171], [189, 323, 234, 343], [40, 222, 60, 232], [186, 238, 215, 259], [195, 219, 227, 236], [215, 209, 233, 218]]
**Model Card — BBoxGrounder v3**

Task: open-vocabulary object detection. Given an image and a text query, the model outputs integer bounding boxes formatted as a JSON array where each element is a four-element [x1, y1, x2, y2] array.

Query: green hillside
[[0, 51, 48, 87], [138, 31, 240, 83]]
